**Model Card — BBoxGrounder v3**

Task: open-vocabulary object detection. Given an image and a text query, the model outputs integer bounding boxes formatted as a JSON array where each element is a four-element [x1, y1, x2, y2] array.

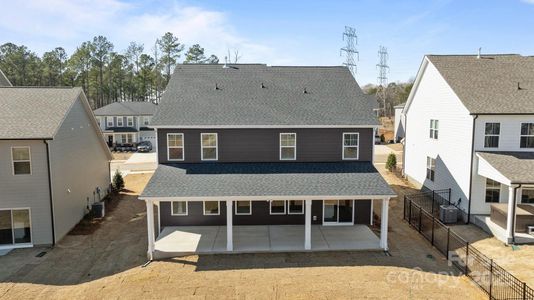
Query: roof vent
[[477, 47, 481, 59], [303, 88, 308, 94], [223, 56, 229, 69], [261, 82, 265, 89], [215, 83, 220, 90], [518, 82, 523, 90]]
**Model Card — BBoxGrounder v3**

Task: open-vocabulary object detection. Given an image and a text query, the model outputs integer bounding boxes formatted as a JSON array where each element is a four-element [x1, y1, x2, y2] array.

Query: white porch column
[[506, 186, 516, 244], [146, 200, 155, 260], [226, 200, 233, 251], [305, 199, 312, 250], [380, 198, 390, 251]]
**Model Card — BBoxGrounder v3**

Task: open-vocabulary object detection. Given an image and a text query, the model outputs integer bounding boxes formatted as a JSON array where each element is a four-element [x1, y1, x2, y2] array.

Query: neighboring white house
[[403, 54, 534, 244], [393, 103, 405, 143]]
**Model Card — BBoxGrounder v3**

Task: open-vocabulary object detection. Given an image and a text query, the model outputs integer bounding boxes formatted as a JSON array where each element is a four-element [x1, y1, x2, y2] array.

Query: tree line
[[362, 80, 414, 117], [0, 32, 219, 108]]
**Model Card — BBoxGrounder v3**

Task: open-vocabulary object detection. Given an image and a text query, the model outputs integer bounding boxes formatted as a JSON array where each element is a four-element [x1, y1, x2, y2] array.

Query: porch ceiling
[[140, 162, 396, 200], [477, 151, 534, 184]]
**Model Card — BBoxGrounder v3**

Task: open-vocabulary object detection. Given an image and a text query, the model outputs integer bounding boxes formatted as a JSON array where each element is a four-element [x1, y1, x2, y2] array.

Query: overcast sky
[[1, 0, 534, 85]]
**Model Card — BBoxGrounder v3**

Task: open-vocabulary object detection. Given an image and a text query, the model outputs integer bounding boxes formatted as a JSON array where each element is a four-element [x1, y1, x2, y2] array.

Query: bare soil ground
[[111, 152, 133, 161], [0, 172, 486, 299]]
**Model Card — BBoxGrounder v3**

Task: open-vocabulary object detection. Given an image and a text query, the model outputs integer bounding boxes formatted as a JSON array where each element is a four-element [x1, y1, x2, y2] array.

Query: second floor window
[[117, 117, 124, 127], [426, 157, 435, 181], [106, 117, 114, 127], [167, 133, 184, 161], [520, 123, 534, 148], [143, 116, 150, 126], [127, 116, 134, 127], [484, 123, 500, 148], [201, 133, 218, 160], [343, 133, 359, 160], [280, 133, 296, 160], [12, 147, 31, 175], [429, 119, 439, 139]]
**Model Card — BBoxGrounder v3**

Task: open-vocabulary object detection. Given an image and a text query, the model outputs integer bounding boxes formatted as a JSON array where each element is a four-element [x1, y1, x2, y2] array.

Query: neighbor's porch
[[153, 225, 381, 259]]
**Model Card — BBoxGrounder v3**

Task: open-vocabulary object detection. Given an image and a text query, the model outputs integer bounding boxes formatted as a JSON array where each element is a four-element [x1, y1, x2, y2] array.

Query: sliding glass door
[[323, 200, 353, 225], [0, 209, 31, 247]]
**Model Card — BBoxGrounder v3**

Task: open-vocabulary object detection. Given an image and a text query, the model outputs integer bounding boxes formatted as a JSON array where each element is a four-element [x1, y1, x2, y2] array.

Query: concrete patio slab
[[154, 225, 381, 259]]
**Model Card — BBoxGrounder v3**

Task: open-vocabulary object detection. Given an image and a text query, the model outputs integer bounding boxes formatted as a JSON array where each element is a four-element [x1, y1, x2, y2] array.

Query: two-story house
[[93, 101, 158, 147], [0, 85, 112, 250], [403, 54, 534, 244], [139, 64, 395, 259]]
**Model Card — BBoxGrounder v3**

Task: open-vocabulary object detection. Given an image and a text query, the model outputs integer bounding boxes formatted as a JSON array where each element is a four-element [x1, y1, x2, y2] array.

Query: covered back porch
[[476, 152, 534, 244]]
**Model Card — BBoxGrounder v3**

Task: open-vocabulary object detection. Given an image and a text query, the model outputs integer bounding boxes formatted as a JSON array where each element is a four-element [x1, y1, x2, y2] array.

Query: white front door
[[323, 200, 354, 225]]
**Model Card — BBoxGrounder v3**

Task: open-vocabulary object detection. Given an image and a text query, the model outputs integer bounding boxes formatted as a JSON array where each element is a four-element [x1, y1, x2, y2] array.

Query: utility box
[[439, 205, 458, 224], [92, 201, 105, 218]]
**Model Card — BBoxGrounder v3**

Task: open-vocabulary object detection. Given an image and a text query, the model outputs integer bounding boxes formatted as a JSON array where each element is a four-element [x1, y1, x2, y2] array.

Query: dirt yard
[[0, 172, 486, 299], [111, 151, 134, 161]]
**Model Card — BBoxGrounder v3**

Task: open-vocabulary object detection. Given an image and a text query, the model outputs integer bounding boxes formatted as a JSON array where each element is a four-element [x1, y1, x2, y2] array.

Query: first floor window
[[288, 200, 304, 214], [12, 147, 31, 175], [343, 133, 359, 160], [168, 133, 184, 160], [522, 188, 534, 204], [426, 157, 435, 181], [235, 201, 252, 215], [204, 201, 220, 215], [429, 119, 439, 139], [270, 200, 286, 214], [484, 122, 500, 148], [201, 133, 218, 160], [0, 209, 31, 246], [171, 201, 188, 216], [119, 134, 133, 144], [485, 178, 501, 203], [280, 133, 296, 160], [520, 123, 534, 148]]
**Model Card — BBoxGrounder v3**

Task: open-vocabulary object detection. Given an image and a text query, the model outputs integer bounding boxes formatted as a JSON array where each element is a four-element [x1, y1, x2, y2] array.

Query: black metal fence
[[404, 194, 534, 300], [405, 188, 469, 223]]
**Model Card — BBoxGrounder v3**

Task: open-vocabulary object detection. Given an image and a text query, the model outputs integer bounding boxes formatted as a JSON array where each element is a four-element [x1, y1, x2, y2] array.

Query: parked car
[[137, 141, 152, 152]]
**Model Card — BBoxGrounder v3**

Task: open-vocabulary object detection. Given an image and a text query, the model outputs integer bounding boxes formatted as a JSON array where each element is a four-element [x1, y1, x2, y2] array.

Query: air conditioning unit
[[439, 205, 458, 224]]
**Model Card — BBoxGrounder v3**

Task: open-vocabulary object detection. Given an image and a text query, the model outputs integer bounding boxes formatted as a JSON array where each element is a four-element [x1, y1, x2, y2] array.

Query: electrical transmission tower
[[376, 46, 389, 117], [340, 26, 359, 77]]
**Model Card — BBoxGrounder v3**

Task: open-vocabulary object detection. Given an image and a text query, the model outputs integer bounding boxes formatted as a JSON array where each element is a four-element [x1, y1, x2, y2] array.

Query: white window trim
[[521, 187, 534, 204], [484, 122, 500, 148], [342, 132, 359, 160], [520, 122, 534, 148], [288, 200, 304, 215], [269, 200, 286, 215], [203, 201, 220, 216], [143, 116, 150, 126], [0, 207, 33, 248], [11, 146, 32, 176], [127, 116, 134, 127], [107, 116, 114, 127], [117, 116, 124, 127], [485, 178, 501, 203], [234, 200, 252, 215], [279, 133, 297, 160], [201, 133, 218, 161], [167, 133, 184, 161], [429, 119, 439, 140], [170, 201, 188, 216], [426, 156, 435, 181]]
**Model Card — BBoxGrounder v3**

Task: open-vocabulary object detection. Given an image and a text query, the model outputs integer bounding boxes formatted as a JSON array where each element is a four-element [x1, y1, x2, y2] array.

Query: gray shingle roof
[[152, 64, 378, 127], [0, 69, 12, 87], [0, 87, 82, 139], [93, 101, 157, 116], [477, 151, 534, 184], [427, 55, 534, 114], [140, 162, 396, 199]]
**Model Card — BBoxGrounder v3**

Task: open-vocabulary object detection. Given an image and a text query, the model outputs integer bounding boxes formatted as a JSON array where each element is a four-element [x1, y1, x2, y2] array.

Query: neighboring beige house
[[0, 85, 112, 250]]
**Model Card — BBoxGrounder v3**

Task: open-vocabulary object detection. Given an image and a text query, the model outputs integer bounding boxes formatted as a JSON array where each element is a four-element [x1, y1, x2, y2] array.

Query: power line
[[376, 45, 389, 116], [340, 26, 359, 77]]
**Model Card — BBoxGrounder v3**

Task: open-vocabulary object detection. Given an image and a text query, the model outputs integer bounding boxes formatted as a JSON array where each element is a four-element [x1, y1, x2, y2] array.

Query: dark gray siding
[[158, 128, 374, 164], [160, 200, 371, 226]]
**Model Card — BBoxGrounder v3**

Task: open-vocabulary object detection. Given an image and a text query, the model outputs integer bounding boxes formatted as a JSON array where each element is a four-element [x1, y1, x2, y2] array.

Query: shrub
[[112, 170, 125, 191], [385, 153, 397, 171]]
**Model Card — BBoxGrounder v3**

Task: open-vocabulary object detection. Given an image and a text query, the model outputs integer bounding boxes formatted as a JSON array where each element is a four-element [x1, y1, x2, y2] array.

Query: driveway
[[0, 172, 485, 299]]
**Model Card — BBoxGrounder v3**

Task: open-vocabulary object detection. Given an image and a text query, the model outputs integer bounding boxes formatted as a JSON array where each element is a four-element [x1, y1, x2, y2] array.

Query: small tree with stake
[[385, 153, 397, 172], [112, 170, 125, 192]]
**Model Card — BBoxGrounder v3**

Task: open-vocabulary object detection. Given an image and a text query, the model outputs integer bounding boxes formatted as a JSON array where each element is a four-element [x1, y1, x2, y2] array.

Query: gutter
[[467, 114, 479, 224], [44, 140, 56, 246]]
